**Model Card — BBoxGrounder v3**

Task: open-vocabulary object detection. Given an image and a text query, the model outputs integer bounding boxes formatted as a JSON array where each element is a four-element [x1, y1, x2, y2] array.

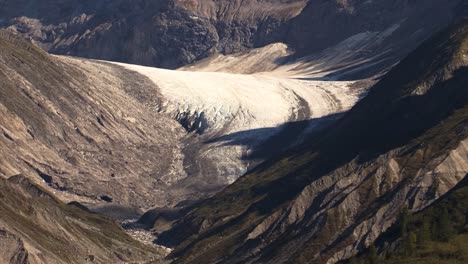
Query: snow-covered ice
[[112, 62, 359, 136]]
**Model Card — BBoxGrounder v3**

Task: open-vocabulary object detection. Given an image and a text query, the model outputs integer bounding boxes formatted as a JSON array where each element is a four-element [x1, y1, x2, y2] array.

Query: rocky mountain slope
[[156, 18, 468, 264], [284, 0, 466, 79], [351, 175, 468, 264], [188, 0, 467, 80], [0, 30, 189, 210], [0, 174, 161, 263]]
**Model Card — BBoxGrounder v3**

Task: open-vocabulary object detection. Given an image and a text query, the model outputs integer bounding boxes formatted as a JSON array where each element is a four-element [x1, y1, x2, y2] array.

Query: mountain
[[0, 0, 465, 75], [156, 18, 468, 264], [1, 1, 467, 263]]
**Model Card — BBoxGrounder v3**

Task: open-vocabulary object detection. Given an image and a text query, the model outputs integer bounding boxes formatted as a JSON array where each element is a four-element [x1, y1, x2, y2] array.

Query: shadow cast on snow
[[205, 113, 343, 161]]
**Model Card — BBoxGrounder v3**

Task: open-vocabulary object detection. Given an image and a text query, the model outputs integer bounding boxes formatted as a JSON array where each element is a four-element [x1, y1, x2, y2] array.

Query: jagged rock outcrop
[[157, 18, 468, 264]]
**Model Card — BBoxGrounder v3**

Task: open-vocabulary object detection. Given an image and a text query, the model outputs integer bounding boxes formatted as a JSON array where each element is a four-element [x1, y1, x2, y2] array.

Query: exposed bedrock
[[1, 0, 465, 76]]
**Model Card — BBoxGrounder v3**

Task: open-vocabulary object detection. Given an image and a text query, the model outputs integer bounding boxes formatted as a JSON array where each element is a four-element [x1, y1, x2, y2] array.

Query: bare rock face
[[175, 0, 308, 54], [177, 0, 307, 21], [0, 0, 308, 68]]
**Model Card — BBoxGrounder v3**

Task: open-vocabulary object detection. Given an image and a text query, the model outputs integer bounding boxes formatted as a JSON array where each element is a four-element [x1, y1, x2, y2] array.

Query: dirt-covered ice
[[104, 60, 363, 190]]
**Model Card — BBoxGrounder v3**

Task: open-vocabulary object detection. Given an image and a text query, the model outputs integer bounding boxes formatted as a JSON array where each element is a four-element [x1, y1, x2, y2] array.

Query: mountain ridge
[[0, 0, 465, 75]]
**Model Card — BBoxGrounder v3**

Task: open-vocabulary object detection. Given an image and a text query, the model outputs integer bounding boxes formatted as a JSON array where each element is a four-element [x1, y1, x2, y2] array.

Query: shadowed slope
[[158, 18, 468, 264]]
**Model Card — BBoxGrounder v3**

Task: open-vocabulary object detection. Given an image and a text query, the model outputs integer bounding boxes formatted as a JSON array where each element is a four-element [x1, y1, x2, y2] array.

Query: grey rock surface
[[0, 0, 307, 68]]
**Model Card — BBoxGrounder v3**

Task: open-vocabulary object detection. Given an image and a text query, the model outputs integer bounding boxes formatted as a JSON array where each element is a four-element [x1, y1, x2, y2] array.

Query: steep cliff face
[[0, 0, 307, 68], [158, 19, 468, 264], [175, 0, 308, 54]]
